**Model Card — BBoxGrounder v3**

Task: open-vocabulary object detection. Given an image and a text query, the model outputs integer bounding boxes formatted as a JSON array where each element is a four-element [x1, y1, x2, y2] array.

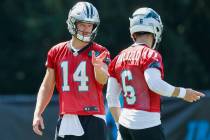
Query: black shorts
[[119, 124, 166, 140], [54, 115, 107, 140]]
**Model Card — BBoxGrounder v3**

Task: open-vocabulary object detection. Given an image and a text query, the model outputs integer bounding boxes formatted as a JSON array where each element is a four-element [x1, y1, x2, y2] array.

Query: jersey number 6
[[121, 70, 136, 105]]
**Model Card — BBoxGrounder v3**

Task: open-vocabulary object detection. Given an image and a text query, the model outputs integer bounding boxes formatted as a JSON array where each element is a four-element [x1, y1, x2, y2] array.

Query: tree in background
[[0, 0, 209, 93]]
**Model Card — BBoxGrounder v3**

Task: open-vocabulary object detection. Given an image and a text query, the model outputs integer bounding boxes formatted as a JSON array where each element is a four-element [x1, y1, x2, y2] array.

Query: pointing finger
[[194, 91, 205, 97], [92, 51, 96, 59], [97, 51, 108, 60]]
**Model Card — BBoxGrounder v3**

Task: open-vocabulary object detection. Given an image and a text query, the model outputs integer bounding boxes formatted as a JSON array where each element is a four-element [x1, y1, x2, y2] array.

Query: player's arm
[[106, 77, 122, 122], [33, 68, 55, 135], [94, 63, 108, 85], [144, 68, 205, 102], [92, 51, 109, 85]]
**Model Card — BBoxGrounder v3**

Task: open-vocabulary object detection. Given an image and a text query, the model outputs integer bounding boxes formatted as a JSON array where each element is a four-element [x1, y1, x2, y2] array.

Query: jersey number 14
[[61, 61, 88, 92]]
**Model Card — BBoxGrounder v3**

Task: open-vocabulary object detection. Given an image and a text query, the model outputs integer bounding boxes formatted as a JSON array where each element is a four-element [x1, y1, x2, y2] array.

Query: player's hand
[[32, 114, 45, 136], [183, 88, 205, 102], [92, 51, 108, 68], [92, 51, 109, 75]]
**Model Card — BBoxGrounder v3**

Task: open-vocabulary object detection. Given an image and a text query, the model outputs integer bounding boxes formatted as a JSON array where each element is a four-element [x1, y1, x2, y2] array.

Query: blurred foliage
[[0, 0, 209, 93]]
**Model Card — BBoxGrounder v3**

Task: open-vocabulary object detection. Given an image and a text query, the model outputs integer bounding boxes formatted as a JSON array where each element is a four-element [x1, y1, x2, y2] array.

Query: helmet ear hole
[[92, 24, 97, 31], [156, 27, 159, 32]]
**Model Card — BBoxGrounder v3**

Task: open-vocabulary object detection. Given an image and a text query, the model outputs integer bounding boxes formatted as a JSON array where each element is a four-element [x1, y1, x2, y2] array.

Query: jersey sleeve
[[142, 49, 164, 78], [45, 47, 56, 69], [106, 77, 122, 107]]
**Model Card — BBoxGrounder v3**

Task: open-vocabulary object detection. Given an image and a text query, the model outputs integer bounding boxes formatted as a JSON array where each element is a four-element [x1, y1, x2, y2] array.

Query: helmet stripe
[[90, 4, 94, 18], [84, 3, 90, 18]]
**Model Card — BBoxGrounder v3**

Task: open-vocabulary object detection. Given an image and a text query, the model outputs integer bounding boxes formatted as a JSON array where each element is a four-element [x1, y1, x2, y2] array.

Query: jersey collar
[[68, 41, 93, 56]]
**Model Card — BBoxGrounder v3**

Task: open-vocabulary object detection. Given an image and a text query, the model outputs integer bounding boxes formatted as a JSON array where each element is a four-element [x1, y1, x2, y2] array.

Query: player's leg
[[129, 125, 166, 140], [54, 116, 86, 140], [119, 124, 133, 140], [54, 115, 107, 140], [78, 115, 107, 140]]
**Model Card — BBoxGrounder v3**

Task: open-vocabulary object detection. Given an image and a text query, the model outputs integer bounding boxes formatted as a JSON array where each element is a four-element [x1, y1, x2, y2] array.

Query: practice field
[[0, 92, 209, 140]]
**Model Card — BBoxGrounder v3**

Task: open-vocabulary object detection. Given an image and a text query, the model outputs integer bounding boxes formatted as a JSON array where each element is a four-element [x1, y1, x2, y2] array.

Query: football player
[[106, 7, 205, 140], [32, 2, 110, 140]]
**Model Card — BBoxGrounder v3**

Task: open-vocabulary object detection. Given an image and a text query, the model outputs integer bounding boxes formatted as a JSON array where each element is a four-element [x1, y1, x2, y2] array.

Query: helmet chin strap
[[151, 34, 158, 49], [152, 41, 157, 49]]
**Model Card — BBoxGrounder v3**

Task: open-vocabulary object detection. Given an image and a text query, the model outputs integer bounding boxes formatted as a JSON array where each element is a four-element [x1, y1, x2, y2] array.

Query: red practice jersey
[[46, 41, 110, 115], [108, 43, 164, 112]]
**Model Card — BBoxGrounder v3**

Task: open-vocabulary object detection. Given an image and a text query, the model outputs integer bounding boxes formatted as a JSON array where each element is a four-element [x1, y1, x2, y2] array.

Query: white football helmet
[[129, 7, 163, 49], [66, 2, 100, 42]]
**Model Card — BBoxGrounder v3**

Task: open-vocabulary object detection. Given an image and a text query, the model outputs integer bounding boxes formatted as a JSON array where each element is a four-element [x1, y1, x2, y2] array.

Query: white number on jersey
[[61, 61, 70, 91], [73, 61, 88, 91], [121, 70, 136, 105], [61, 61, 89, 92]]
